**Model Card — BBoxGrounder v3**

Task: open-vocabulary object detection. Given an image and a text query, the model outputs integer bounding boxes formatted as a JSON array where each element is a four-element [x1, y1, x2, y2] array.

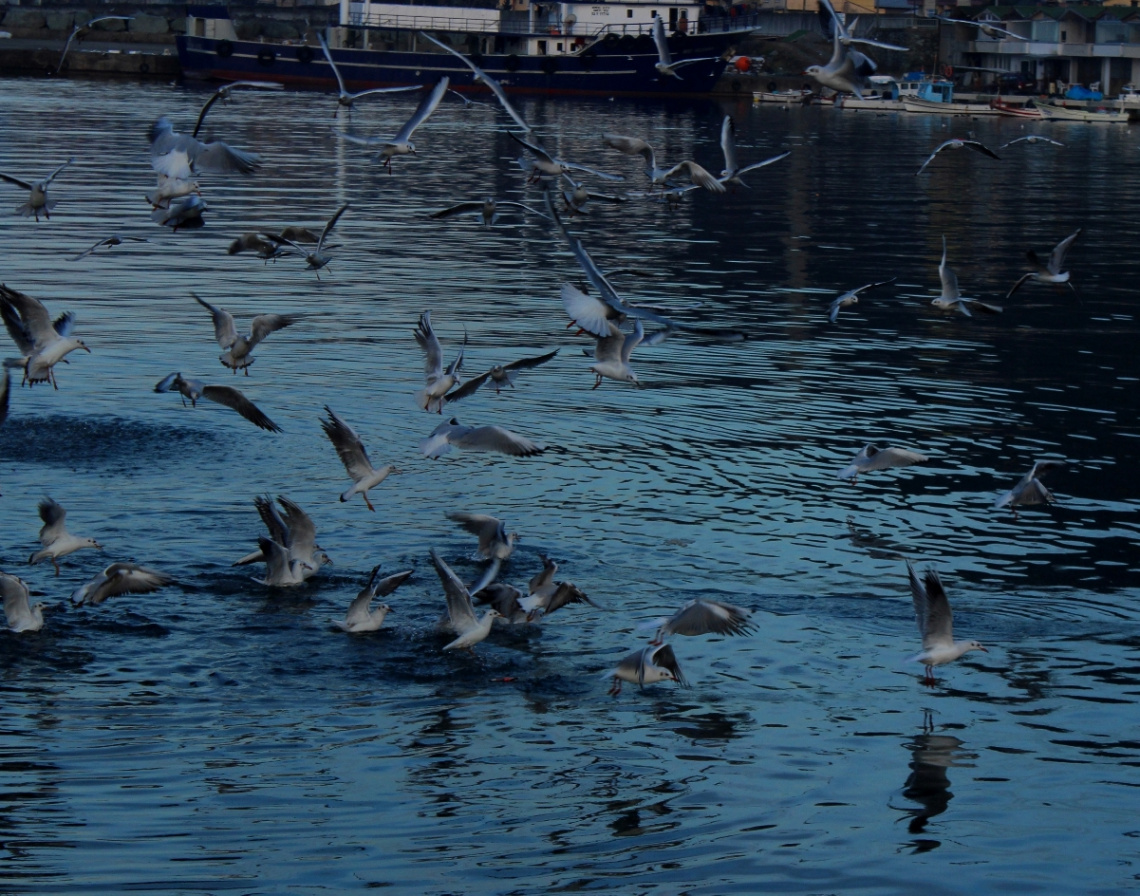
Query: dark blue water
[[0, 79, 1137, 894]]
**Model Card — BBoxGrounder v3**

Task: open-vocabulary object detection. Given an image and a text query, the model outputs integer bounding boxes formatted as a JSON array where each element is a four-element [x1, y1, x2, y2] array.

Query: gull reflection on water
[[893, 712, 977, 849]]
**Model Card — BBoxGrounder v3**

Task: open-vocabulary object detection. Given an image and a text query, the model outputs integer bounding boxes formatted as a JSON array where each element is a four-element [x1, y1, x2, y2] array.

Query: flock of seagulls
[[0, 23, 1086, 692]]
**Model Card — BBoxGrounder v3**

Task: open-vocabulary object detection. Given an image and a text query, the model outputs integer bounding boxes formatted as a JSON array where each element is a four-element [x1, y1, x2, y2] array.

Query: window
[[627, 8, 633, 16]]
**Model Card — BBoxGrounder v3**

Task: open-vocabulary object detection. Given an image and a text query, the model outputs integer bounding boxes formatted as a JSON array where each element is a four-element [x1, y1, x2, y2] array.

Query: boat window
[[628, 9, 633, 16], [557, 42, 563, 51]]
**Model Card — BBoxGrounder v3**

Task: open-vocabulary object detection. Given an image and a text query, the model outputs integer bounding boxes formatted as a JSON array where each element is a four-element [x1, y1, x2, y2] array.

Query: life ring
[[603, 32, 619, 43], [943, 64, 954, 78], [257, 47, 276, 67], [503, 53, 520, 72], [296, 45, 314, 64], [216, 39, 234, 58], [579, 48, 597, 71], [139, 60, 150, 74], [541, 56, 558, 75]]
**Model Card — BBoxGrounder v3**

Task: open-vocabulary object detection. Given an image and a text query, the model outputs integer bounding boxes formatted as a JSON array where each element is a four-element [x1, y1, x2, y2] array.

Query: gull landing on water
[[29, 497, 102, 575], [71, 562, 174, 607], [320, 406, 398, 511], [994, 460, 1065, 517], [607, 643, 687, 696], [236, 496, 331, 587], [906, 561, 987, 684], [1, 572, 44, 632], [429, 548, 502, 652], [591, 319, 644, 389], [646, 599, 756, 645], [266, 203, 348, 278], [414, 310, 465, 412], [838, 444, 929, 481], [420, 418, 546, 459], [447, 511, 518, 595], [332, 565, 413, 633]]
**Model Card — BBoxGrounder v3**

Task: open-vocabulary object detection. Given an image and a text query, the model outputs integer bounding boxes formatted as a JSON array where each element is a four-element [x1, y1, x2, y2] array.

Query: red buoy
[[734, 56, 751, 73]]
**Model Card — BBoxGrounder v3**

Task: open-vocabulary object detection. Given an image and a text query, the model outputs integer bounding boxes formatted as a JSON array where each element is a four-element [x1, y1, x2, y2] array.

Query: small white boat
[[1038, 103, 1130, 123], [902, 78, 1004, 115], [752, 88, 813, 105]]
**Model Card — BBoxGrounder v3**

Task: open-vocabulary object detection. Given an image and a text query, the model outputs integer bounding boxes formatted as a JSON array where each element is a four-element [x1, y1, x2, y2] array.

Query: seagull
[[517, 556, 603, 620], [448, 511, 517, 595], [192, 293, 298, 375], [994, 460, 1065, 517], [191, 80, 285, 138], [647, 599, 755, 645], [332, 565, 413, 633], [998, 135, 1064, 150], [0, 158, 75, 221], [418, 31, 534, 134], [151, 194, 208, 231], [1, 572, 43, 633], [916, 138, 1000, 176], [828, 278, 896, 322], [1006, 228, 1081, 298], [334, 76, 450, 171], [838, 444, 929, 481], [0, 283, 90, 388], [933, 235, 1002, 316], [70, 234, 149, 261], [420, 418, 546, 459], [320, 406, 397, 511], [56, 15, 134, 74], [154, 373, 282, 432], [472, 582, 531, 624], [429, 548, 503, 651], [71, 562, 174, 606], [513, 132, 625, 185], [149, 116, 261, 179], [318, 33, 420, 112], [607, 643, 686, 696], [429, 198, 547, 227], [414, 310, 464, 413], [237, 495, 331, 586], [930, 14, 1028, 41], [559, 173, 628, 215], [227, 232, 284, 260], [650, 14, 722, 79], [601, 133, 723, 192], [146, 174, 200, 210], [443, 348, 559, 403], [29, 497, 102, 575], [265, 203, 348, 278], [591, 319, 644, 389], [806, 0, 908, 98], [718, 116, 791, 188], [906, 561, 987, 683]]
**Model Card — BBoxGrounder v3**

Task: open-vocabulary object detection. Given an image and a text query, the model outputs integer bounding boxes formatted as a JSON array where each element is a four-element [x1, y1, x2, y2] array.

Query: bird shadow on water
[[0, 415, 218, 469]]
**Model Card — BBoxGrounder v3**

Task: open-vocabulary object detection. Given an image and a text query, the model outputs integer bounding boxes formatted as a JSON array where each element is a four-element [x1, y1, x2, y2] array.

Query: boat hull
[[1038, 103, 1130, 123], [989, 98, 1043, 119], [176, 33, 735, 97], [903, 97, 1003, 115]]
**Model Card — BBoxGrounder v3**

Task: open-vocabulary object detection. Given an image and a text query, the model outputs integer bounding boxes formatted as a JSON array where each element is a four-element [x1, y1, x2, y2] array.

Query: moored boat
[[177, 1, 753, 97], [989, 97, 1043, 119], [902, 79, 1003, 115], [753, 88, 813, 105], [1038, 102, 1131, 123]]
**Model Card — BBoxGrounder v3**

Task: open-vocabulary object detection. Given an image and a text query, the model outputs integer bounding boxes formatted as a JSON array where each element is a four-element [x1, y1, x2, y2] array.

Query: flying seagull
[[191, 80, 285, 138], [420, 418, 545, 459], [154, 373, 282, 432], [906, 561, 987, 683], [70, 234, 149, 261], [930, 14, 1028, 41], [650, 14, 722, 79], [444, 348, 558, 403], [334, 76, 450, 171], [149, 116, 261, 179], [933, 235, 1002, 316], [916, 138, 1000, 176], [430, 198, 548, 228], [1006, 228, 1081, 298], [998, 134, 1064, 150], [419, 31, 534, 134], [320, 406, 398, 511], [265, 203, 348, 277], [56, 15, 134, 74], [192, 293, 298, 375], [0, 158, 75, 221], [318, 33, 420, 112], [1, 572, 44, 633], [601, 133, 722, 192], [647, 598, 755, 645], [718, 116, 791, 188], [414, 310, 465, 412], [827, 278, 896, 322], [29, 497, 102, 575], [447, 511, 517, 595]]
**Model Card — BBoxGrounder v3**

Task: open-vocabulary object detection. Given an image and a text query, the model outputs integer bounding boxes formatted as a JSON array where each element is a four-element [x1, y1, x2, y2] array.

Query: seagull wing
[[938, 235, 960, 301], [392, 76, 450, 144], [963, 139, 1000, 161], [649, 643, 687, 687], [504, 348, 559, 373], [452, 425, 545, 456], [0, 172, 34, 191], [652, 15, 673, 66], [430, 201, 485, 220], [1005, 272, 1034, 299], [0, 285, 56, 347], [907, 561, 954, 649], [37, 496, 68, 543], [562, 283, 617, 337], [414, 311, 445, 381], [663, 160, 726, 193], [201, 384, 282, 432], [0, 368, 8, 427], [621, 319, 644, 364], [1048, 228, 1081, 275], [443, 369, 492, 403], [665, 599, 755, 637], [1, 574, 35, 630], [276, 496, 318, 559], [320, 406, 375, 481], [916, 141, 951, 176], [418, 32, 532, 133], [318, 32, 349, 96], [447, 512, 504, 557], [42, 158, 75, 187], [735, 150, 792, 178], [247, 313, 298, 349], [429, 548, 477, 629], [192, 293, 238, 349], [316, 203, 349, 254]]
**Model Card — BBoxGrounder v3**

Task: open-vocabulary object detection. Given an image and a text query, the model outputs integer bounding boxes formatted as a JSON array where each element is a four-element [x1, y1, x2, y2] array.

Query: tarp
[[1065, 85, 1104, 100]]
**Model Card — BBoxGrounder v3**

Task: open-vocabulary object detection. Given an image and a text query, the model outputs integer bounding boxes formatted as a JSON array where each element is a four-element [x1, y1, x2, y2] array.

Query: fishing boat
[[1037, 103, 1131, 123], [902, 78, 1003, 115], [177, 1, 752, 97], [989, 97, 1042, 119], [752, 88, 813, 105]]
